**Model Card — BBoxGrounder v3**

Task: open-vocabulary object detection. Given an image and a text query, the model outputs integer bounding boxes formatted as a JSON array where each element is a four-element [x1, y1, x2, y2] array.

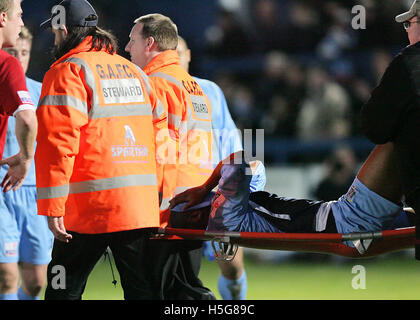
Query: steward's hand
[[0, 152, 31, 192], [47, 216, 73, 243], [169, 186, 209, 211]]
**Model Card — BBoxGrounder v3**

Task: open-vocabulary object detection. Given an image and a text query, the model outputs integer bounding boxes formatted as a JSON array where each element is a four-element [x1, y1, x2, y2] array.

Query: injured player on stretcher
[[169, 143, 415, 247]]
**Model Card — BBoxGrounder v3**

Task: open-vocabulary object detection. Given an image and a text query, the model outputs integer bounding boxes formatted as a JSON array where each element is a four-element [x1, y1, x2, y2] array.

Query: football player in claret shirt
[[0, 0, 37, 193], [0, 26, 53, 301]]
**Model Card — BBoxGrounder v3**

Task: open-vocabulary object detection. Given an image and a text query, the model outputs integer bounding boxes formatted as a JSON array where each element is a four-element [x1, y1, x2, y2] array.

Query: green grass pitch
[[42, 249, 420, 300]]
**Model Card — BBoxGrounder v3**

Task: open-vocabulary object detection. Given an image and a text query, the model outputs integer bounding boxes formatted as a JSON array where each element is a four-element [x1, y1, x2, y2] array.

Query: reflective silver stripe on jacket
[[38, 95, 88, 115], [136, 65, 152, 95], [37, 174, 157, 200], [153, 100, 165, 120], [89, 103, 153, 119], [63, 57, 99, 114], [149, 72, 184, 89], [168, 112, 182, 130]]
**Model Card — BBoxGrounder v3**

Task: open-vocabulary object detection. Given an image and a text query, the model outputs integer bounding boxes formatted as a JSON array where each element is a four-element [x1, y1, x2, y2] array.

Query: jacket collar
[[143, 50, 180, 75], [51, 36, 112, 68]]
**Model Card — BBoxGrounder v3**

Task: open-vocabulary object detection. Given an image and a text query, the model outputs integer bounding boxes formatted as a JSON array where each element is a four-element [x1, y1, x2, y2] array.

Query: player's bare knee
[[218, 260, 244, 280], [21, 272, 46, 295], [24, 283, 43, 297], [0, 269, 19, 291]]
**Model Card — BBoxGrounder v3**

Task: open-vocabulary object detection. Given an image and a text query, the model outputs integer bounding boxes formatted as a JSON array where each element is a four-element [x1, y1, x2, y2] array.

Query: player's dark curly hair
[[53, 25, 118, 60]]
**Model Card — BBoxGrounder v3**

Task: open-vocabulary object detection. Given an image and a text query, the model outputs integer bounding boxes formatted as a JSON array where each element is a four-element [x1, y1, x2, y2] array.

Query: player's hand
[[169, 186, 208, 211], [0, 152, 31, 192], [47, 216, 73, 243]]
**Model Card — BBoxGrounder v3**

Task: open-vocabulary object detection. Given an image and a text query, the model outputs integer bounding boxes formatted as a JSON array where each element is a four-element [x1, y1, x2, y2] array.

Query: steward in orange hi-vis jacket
[[36, 37, 165, 234], [125, 13, 216, 300], [127, 17, 213, 228], [38, 0, 167, 300], [145, 50, 214, 226]]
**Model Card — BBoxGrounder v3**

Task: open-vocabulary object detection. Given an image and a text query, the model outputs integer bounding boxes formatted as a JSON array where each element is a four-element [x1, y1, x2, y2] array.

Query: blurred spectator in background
[[357, 0, 408, 49], [205, 8, 251, 57], [346, 77, 372, 136], [257, 52, 306, 137], [249, 0, 285, 52], [296, 65, 351, 141], [313, 145, 358, 201], [20, 0, 415, 165], [316, 1, 358, 61], [283, 1, 326, 53], [228, 84, 256, 130]]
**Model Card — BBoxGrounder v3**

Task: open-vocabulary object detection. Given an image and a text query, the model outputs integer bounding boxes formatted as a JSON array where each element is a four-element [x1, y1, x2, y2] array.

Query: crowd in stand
[[22, 0, 412, 161], [200, 0, 409, 142]]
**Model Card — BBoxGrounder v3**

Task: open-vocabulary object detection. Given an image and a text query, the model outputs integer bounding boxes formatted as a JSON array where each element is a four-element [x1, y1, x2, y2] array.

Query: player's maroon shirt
[[0, 50, 35, 159]]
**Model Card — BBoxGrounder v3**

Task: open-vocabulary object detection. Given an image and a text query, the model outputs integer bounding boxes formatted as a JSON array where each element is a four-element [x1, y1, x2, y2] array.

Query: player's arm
[[1, 109, 38, 191], [15, 109, 37, 160], [0, 56, 37, 192]]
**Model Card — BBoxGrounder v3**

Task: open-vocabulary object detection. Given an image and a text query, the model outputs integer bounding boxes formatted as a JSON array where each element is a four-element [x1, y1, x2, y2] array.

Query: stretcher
[[152, 227, 416, 261]]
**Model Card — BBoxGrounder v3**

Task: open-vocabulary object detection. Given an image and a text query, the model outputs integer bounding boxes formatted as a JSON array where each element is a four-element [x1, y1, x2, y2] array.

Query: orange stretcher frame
[[153, 227, 416, 259]]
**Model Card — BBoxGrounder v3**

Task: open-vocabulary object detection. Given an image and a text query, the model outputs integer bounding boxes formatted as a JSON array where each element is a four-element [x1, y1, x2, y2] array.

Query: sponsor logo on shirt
[[4, 241, 18, 257], [346, 185, 357, 202], [17, 90, 34, 105]]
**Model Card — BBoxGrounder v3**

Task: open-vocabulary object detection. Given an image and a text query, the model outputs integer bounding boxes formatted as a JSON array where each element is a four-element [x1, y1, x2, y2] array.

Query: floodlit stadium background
[[21, 0, 420, 299]]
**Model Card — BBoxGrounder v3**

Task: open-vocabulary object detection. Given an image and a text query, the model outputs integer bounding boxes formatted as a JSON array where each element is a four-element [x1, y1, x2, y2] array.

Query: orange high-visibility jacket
[[36, 37, 167, 234], [143, 50, 213, 227]]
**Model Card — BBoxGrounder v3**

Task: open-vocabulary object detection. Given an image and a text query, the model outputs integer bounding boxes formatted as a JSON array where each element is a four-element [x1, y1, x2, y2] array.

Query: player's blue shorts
[[330, 177, 403, 235], [0, 186, 53, 264]]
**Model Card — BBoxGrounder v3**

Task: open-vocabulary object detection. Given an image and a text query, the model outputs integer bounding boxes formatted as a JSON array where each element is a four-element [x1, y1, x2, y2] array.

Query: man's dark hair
[[53, 26, 118, 60]]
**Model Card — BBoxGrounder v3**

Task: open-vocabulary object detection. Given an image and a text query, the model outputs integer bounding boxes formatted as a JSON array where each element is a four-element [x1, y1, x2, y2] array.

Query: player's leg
[[356, 142, 404, 204], [208, 160, 325, 233], [0, 192, 20, 300], [214, 160, 262, 300], [12, 186, 53, 299], [0, 263, 19, 299], [18, 263, 47, 299], [331, 143, 410, 237], [217, 247, 247, 300]]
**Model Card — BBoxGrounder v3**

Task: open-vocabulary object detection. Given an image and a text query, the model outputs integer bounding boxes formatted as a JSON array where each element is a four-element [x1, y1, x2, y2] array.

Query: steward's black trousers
[[139, 238, 216, 300], [44, 229, 155, 300]]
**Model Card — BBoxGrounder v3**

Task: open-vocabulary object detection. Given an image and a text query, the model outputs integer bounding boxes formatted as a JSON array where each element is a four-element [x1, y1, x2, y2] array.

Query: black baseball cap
[[40, 0, 98, 29]]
